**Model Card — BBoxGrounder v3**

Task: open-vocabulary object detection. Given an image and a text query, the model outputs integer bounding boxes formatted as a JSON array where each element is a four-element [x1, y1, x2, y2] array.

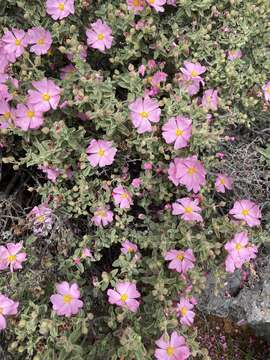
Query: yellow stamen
[[97, 33, 105, 41], [15, 39, 21, 46], [7, 255, 16, 263], [220, 178, 225, 185], [184, 207, 193, 214], [207, 95, 212, 102], [175, 128, 183, 137], [42, 93, 51, 101], [120, 293, 128, 303], [27, 110, 35, 118], [36, 215, 45, 223], [37, 38, 45, 45], [96, 210, 106, 217], [235, 243, 242, 251], [267, 87, 270, 94], [133, 0, 140, 4], [181, 307, 187, 316], [166, 346, 175, 356], [128, 247, 134, 252], [98, 148, 105, 157], [241, 209, 249, 216], [63, 294, 73, 304], [58, 3, 65, 11], [121, 193, 128, 199], [0, 307, 3, 315], [191, 70, 198, 77], [177, 253, 184, 261], [187, 166, 197, 175], [139, 111, 149, 119], [3, 112, 10, 120]]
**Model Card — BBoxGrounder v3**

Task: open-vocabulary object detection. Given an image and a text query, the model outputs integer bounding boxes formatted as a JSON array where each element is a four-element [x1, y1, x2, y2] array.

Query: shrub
[[0, 0, 269, 359]]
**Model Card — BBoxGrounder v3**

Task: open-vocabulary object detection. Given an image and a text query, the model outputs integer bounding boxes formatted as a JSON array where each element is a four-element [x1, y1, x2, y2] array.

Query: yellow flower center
[[36, 215, 45, 223], [181, 307, 187, 316], [3, 111, 10, 119], [166, 346, 175, 356], [241, 209, 249, 216], [98, 148, 105, 157], [58, 3, 65, 11], [63, 294, 73, 304], [177, 253, 184, 261], [191, 70, 198, 77], [220, 178, 225, 185], [139, 111, 149, 119], [184, 206, 193, 214], [42, 93, 51, 101], [207, 95, 212, 102], [37, 38, 45, 45], [121, 193, 128, 199], [97, 33, 105, 41], [133, 0, 140, 4], [7, 255, 16, 263], [175, 128, 183, 136], [187, 166, 197, 175], [0, 307, 3, 315], [96, 210, 106, 217], [120, 293, 128, 303], [235, 243, 242, 251], [267, 87, 270, 94], [128, 247, 134, 252], [15, 39, 21, 46], [27, 110, 35, 118]]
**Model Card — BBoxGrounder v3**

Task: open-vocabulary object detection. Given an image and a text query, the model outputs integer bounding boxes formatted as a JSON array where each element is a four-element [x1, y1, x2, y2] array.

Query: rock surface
[[198, 247, 270, 340]]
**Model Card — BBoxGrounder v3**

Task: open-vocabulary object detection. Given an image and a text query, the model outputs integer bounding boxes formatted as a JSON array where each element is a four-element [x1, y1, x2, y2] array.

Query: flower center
[[27, 110, 35, 118], [175, 128, 183, 136], [267, 87, 270, 94], [96, 210, 106, 217], [184, 206, 193, 214], [120, 293, 128, 303], [0, 307, 3, 315], [42, 93, 51, 101], [37, 38, 45, 45], [3, 111, 10, 120], [98, 148, 105, 157], [220, 178, 225, 185], [97, 33, 105, 40], [15, 39, 21, 46], [207, 95, 212, 102], [191, 70, 198, 77], [36, 215, 45, 223], [63, 294, 73, 304], [58, 3, 65, 11], [187, 166, 197, 175], [235, 243, 242, 251], [133, 0, 140, 4], [166, 346, 175, 356], [139, 111, 149, 119], [7, 255, 16, 263], [121, 193, 128, 199], [241, 209, 249, 216], [181, 307, 187, 316], [128, 247, 134, 252], [177, 253, 184, 261]]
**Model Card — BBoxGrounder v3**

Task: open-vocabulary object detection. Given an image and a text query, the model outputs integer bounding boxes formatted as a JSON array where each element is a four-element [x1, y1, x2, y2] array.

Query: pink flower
[[129, 97, 161, 133], [107, 282, 140, 312], [162, 116, 192, 150], [224, 232, 257, 273], [82, 248, 92, 258], [15, 103, 44, 131], [178, 73, 201, 96], [27, 27, 52, 55], [164, 249, 195, 274], [38, 165, 61, 182], [92, 207, 114, 227], [86, 20, 113, 52], [138, 64, 146, 76], [121, 240, 138, 254], [46, 0, 75, 20], [112, 186, 133, 209], [215, 174, 233, 193], [29, 204, 53, 236], [201, 89, 218, 111], [216, 152, 225, 159], [146, 0, 166, 12], [0, 100, 14, 128], [50, 281, 83, 317], [262, 81, 270, 102], [131, 178, 141, 188], [0, 294, 19, 331], [60, 64, 76, 80], [229, 200, 261, 227], [0, 242, 27, 272], [151, 71, 167, 87], [181, 61, 206, 83], [127, 0, 145, 13], [172, 197, 203, 222], [147, 59, 157, 69], [86, 139, 117, 167], [155, 331, 190, 360], [2, 28, 28, 59], [168, 156, 206, 193], [144, 162, 153, 170], [167, 0, 176, 5], [27, 78, 61, 112], [176, 298, 195, 326], [227, 50, 242, 61]]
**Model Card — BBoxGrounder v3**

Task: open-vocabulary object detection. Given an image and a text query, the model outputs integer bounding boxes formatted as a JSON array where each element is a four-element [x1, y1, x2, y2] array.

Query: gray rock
[[198, 250, 270, 340]]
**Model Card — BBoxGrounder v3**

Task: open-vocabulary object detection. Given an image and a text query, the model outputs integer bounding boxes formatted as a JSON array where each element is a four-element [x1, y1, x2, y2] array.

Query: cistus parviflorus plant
[[0, 0, 269, 359]]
